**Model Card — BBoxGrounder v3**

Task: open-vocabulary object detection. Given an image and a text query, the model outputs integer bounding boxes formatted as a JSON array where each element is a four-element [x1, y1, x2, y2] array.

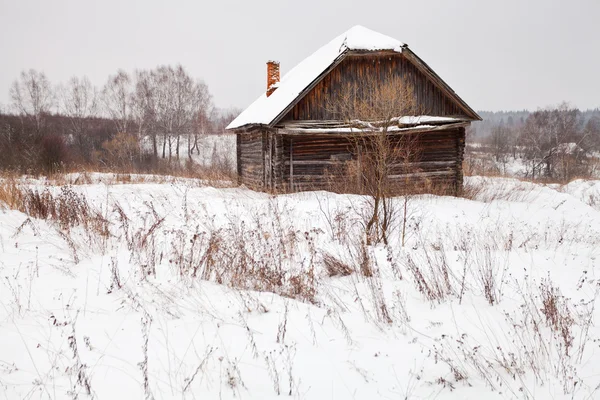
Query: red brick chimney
[[266, 61, 280, 97]]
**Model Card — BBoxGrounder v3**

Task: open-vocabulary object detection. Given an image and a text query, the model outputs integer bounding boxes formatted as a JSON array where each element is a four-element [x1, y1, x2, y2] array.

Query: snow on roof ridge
[[227, 26, 406, 130], [342, 25, 405, 52]]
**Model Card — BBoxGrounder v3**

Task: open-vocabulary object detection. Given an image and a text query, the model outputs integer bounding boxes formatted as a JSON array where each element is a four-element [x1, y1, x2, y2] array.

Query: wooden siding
[[272, 127, 465, 194], [281, 134, 353, 191], [281, 53, 466, 122], [238, 132, 264, 190]]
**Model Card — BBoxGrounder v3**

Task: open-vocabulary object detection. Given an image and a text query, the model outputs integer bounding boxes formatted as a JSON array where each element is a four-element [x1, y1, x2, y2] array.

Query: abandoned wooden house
[[226, 25, 481, 194]]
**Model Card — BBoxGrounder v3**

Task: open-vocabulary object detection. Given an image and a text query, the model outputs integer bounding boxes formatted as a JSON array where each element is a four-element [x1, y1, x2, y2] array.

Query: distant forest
[[0, 68, 241, 175], [471, 108, 600, 139], [466, 104, 600, 181]]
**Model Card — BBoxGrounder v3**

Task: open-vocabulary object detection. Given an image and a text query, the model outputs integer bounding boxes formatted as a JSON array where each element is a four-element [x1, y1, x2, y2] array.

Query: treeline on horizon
[[468, 103, 600, 181], [0, 68, 241, 175], [471, 108, 600, 139]]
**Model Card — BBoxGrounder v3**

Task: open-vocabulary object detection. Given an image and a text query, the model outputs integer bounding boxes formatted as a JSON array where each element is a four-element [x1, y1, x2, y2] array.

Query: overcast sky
[[1, 0, 598, 112]]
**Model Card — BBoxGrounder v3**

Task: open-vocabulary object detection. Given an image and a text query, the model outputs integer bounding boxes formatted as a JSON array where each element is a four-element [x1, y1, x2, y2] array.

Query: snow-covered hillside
[[1, 176, 600, 399]]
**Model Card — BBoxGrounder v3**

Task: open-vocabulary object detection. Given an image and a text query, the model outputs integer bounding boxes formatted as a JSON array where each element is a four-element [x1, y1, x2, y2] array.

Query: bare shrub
[[587, 192, 599, 211], [463, 151, 505, 178], [434, 276, 591, 396], [471, 246, 507, 306], [357, 239, 373, 278], [404, 243, 454, 304], [139, 313, 155, 400], [101, 132, 140, 169], [107, 257, 122, 294], [539, 278, 574, 356], [159, 204, 321, 303], [322, 252, 353, 277], [315, 194, 353, 244], [67, 314, 94, 397], [460, 178, 485, 201], [129, 209, 165, 279]]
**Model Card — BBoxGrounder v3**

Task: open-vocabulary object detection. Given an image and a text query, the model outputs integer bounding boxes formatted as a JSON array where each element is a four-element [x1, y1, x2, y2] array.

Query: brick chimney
[[266, 61, 280, 97]]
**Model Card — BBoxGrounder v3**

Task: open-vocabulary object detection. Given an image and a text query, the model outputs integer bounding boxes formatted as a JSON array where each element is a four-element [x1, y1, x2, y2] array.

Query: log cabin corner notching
[[226, 25, 481, 194]]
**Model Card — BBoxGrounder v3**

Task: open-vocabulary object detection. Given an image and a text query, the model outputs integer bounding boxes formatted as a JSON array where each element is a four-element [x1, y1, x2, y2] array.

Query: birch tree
[[10, 69, 55, 137], [60, 76, 98, 159], [102, 70, 133, 135]]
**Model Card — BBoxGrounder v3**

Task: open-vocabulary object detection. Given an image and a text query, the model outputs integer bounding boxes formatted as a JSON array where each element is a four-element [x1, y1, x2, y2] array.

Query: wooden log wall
[[456, 127, 466, 192], [238, 132, 264, 190], [238, 127, 467, 195], [276, 127, 465, 194], [386, 128, 464, 194], [272, 133, 285, 191], [282, 53, 466, 122], [278, 134, 353, 191]]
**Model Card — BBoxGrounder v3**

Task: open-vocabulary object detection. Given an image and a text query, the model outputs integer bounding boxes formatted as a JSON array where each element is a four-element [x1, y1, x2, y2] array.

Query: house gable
[[227, 25, 480, 131], [278, 51, 478, 124]]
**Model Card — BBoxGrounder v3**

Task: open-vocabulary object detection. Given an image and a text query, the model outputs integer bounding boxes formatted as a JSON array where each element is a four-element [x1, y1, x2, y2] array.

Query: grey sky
[[1, 0, 598, 112]]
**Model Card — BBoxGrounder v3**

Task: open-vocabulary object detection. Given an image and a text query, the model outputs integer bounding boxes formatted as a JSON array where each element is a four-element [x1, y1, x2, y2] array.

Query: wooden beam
[[277, 122, 470, 136], [236, 133, 241, 185], [290, 137, 294, 190]]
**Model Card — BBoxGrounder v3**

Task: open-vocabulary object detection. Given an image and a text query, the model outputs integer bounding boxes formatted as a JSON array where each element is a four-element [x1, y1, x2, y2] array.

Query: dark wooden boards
[[237, 127, 466, 195], [281, 53, 467, 122]]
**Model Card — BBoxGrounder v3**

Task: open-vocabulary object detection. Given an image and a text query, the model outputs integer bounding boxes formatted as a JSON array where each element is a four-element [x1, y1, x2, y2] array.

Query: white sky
[[0, 0, 599, 112]]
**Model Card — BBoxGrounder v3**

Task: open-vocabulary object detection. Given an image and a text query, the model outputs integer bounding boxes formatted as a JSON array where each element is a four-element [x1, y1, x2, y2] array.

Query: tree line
[[0, 68, 240, 173], [470, 103, 600, 181]]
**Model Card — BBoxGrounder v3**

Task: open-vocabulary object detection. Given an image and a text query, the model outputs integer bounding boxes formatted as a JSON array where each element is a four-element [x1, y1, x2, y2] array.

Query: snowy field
[[1, 175, 600, 399]]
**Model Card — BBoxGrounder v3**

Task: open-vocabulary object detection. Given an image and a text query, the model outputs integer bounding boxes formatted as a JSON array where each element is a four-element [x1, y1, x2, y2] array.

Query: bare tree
[[520, 111, 548, 179], [133, 69, 158, 158], [189, 80, 213, 158], [327, 73, 421, 245], [129, 66, 213, 165], [582, 115, 600, 152], [148, 65, 212, 162], [10, 69, 55, 137], [210, 107, 241, 135], [102, 70, 133, 135], [489, 125, 509, 161], [151, 66, 184, 160], [59, 76, 98, 159], [519, 103, 583, 181]]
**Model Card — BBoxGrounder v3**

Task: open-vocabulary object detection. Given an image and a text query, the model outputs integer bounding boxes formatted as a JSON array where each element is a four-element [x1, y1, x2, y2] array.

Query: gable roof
[[227, 26, 480, 131]]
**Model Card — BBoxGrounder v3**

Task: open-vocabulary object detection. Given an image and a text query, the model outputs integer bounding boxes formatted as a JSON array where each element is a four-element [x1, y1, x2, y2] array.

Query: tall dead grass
[[1, 180, 109, 235]]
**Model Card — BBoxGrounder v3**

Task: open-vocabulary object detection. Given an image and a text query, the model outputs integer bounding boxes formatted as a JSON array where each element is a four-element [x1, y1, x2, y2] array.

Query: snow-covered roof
[[227, 25, 406, 130]]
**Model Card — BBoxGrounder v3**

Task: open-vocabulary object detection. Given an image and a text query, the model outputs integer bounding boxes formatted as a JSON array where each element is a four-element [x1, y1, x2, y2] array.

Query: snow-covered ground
[[1, 175, 600, 399]]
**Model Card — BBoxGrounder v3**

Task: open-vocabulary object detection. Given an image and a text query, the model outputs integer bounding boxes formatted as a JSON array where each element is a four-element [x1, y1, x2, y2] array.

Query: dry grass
[[0, 178, 22, 209], [0, 158, 236, 188], [1, 180, 109, 236], [460, 177, 542, 203], [322, 252, 353, 277], [539, 278, 575, 356], [404, 243, 455, 304]]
